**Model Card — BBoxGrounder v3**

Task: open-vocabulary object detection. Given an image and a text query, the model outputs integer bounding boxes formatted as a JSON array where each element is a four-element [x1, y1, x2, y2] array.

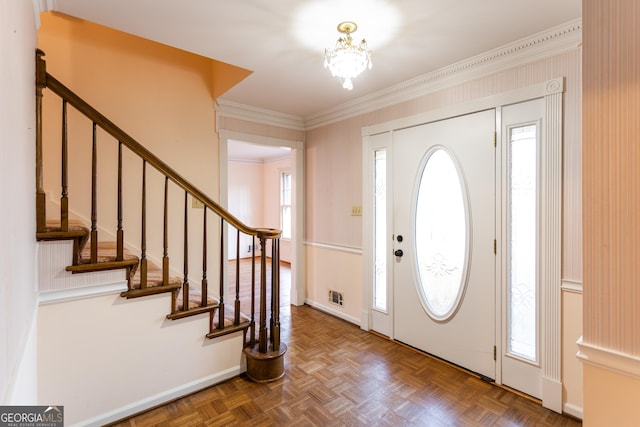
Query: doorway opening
[[219, 130, 305, 309]]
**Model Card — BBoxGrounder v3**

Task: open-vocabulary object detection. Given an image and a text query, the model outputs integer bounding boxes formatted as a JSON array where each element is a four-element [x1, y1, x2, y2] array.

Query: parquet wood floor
[[110, 263, 581, 427]]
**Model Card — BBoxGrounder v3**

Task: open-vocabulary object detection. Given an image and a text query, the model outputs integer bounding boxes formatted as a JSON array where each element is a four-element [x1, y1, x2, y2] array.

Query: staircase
[[34, 49, 286, 383]]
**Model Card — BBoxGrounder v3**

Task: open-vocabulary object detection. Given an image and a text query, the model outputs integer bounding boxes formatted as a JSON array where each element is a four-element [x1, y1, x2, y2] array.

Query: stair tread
[[37, 219, 90, 241], [212, 303, 251, 328], [77, 241, 138, 265], [44, 219, 90, 233], [42, 221, 211, 311]]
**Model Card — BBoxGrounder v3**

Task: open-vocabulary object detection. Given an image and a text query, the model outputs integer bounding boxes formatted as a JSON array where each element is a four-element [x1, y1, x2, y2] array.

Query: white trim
[[32, 0, 57, 29], [361, 77, 565, 412], [214, 20, 580, 132], [39, 281, 127, 305], [304, 240, 363, 256], [304, 299, 361, 326], [540, 87, 564, 413], [561, 279, 583, 294], [563, 402, 583, 420], [542, 377, 563, 413], [363, 78, 564, 137], [216, 99, 305, 131], [71, 366, 242, 427], [228, 155, 292, 165], [577, 337, 640, 380], [307, 20, 579, 129]]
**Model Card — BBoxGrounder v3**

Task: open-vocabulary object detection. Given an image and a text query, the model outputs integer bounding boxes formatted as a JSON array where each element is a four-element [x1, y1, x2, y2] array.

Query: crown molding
[[215, 19, 581, 132], [215, 99, 305, 132], [305, 18, 581, 129], [32, 0, 57, 29]]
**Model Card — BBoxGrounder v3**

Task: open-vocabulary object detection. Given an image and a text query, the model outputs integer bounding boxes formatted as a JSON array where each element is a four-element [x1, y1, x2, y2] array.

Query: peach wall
[[582, 0, 640, 356], [305, 245, 362, 323], [562, 291, 583, 415], [38, 12, 228, 284], [0, 0, 38, 404]]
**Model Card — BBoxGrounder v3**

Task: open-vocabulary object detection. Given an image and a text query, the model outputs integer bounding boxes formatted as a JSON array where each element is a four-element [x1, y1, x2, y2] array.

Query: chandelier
[[324, 21, 372, 90]]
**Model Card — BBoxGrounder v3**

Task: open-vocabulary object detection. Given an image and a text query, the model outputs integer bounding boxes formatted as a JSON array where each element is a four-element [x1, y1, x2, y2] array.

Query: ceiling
[[227, 140, 291, 163], [50, 0, 581, 119]]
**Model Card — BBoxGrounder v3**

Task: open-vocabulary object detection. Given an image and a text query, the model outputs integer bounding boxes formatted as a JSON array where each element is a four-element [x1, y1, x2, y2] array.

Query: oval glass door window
[[415, 147, 470, 321]]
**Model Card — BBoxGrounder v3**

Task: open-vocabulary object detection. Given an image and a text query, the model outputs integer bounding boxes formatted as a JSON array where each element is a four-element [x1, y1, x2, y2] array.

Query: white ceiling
[[227, 140, 291, 163], [50, 0, 581, 119]]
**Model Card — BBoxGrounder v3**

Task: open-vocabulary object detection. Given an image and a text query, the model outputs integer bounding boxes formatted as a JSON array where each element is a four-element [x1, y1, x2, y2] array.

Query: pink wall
[[227, 156, 292, 262], [306, 49, 582, 281]]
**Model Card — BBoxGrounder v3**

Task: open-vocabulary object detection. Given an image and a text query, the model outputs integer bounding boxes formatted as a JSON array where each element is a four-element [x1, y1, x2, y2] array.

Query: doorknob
[[394, 249, 404, 257]]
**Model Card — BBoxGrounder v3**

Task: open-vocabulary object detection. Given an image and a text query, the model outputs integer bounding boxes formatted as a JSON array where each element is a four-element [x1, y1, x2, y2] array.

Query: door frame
[[361, 78, 564, 412], [219, 129, 306, 306]]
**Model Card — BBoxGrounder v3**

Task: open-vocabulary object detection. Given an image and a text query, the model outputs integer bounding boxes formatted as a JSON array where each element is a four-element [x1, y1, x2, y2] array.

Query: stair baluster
[[116, 142, 124, 261], [90, 122, 98, 263], [162, 176, 169, 285], [249, 236, 256, 345], [139, 160, 148, 288], [258, 236, 268, 353], [217, 217, 225, 330], [234, 229, 241, 325], [61, 100, 69, 232], [35, 50, 46, 234], [271, 238, 281, 351], [201, 206, 208, 308], [182, 191, 189, 311]]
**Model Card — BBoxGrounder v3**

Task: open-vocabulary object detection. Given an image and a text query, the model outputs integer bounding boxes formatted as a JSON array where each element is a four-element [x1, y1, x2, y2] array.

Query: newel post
[[243, 228, 287, 382], [35, 49, 47, 233]]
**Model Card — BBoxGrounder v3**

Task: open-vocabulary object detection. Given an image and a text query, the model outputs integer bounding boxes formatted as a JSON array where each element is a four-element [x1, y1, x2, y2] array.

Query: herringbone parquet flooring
[[110, 263, 581, 427]]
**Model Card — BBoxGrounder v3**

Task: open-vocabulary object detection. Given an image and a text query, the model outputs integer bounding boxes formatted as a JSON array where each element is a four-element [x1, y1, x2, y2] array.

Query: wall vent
[[328, 290, 343, 306]]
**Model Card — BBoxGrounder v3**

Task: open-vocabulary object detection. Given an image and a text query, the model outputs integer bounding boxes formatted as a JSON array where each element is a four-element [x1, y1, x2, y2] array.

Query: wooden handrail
[[36, 49, 286, 380], [43, 70, 279, 241]]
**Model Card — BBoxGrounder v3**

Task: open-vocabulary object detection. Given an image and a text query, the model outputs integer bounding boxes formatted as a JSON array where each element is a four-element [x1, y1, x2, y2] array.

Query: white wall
[[38, 292, 244, 426], [0, 0, 38, 404]]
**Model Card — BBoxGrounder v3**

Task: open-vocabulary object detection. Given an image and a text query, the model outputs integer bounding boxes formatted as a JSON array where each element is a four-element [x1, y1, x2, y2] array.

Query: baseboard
[[72, 366, 243, 427], [304, 299, 361, 325], [563, 402, 583, 420], [542, 376, 563, 413]]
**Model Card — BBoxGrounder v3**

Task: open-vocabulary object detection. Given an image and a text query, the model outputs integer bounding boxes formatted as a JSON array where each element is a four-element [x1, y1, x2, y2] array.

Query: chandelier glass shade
[[324, 21, 372, 90]]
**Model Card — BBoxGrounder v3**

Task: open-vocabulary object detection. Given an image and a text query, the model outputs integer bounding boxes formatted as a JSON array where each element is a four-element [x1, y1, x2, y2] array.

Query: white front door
[[392, 110, 496, 379]]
